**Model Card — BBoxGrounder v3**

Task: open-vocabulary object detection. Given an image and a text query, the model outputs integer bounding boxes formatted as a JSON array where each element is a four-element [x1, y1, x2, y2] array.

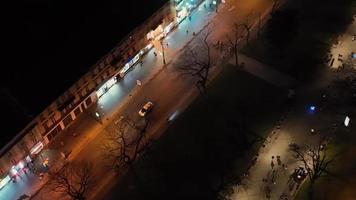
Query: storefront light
[[30, 141, 44, 155], [145, 43, 153, 51], [0, 175, 11, 190], [176, 0, 185, 10], [164, 22, 174, 35], [97, 77, 117, 98], [106, 77, 117, 88], [17, 161, 25, 169], [10, 167, 17, 176]]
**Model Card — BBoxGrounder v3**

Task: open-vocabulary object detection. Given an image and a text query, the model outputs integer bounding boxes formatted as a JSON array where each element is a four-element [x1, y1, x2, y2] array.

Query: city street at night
[[1, 0, 355, 200]]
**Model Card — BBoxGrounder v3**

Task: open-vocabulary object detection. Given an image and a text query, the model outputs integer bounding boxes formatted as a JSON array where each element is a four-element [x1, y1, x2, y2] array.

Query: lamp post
[[160, 39, 166, 65], [213, 0, 218, 13], [95, 111, 103, 124]]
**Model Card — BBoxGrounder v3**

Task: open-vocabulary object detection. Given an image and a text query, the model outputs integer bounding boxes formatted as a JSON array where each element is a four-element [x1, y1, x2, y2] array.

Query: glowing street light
[[95, 111, 103, 124], [310, 105, 316, 111], [344, 116, 350, 127]]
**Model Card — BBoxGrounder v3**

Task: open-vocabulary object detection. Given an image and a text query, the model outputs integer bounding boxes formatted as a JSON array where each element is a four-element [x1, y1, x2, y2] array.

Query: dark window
[[63, 114, 73, 127], [47, 125, 62, 141], [85, 97, 92, 107], [74, 107, 81, 117]]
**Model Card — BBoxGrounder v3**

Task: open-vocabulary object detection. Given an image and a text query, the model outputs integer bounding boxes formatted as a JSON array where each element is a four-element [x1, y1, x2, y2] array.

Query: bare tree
[[271, 0, 280, 15], [226, 23, 242, 67], [48, 162, 93, 200], [241, 15, 253, 45], [103, 116, 151, 170], [179, 30, 213, 95], [290, 140, 336, 200]]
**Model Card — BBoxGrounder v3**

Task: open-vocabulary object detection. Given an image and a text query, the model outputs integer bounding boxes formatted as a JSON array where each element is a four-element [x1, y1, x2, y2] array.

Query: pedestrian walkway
[[232, 53, 296, 89]]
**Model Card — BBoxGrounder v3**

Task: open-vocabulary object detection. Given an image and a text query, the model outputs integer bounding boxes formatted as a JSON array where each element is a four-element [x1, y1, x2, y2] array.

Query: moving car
[[138, 102, 154, 117]]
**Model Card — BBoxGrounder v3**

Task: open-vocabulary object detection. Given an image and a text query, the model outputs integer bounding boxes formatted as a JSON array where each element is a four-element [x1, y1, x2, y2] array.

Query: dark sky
[[1, 0, 167, 145]]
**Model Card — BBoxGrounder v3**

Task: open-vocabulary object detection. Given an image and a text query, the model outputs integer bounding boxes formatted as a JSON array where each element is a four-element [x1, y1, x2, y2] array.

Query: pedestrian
[[186, 30, 189, 35], [271, 160, 275, 169], [277, 155, 282, 166]]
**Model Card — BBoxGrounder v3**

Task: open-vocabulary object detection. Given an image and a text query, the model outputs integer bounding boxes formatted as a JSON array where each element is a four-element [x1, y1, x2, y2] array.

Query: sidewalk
[[234, 53, 296, 89]]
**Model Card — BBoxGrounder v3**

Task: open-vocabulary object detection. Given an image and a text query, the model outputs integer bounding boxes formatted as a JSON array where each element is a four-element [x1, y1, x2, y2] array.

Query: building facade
[[0, 0, 209, 189]]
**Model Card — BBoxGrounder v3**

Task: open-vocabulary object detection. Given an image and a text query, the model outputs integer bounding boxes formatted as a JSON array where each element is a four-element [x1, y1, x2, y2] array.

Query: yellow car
[[138, 102, 154, 117]]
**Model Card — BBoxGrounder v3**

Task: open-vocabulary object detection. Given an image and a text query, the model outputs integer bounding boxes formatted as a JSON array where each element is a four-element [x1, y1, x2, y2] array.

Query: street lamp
[[213, 0, 218, 12], [95, 111, 103, 124], [160, 39, 166, 65]]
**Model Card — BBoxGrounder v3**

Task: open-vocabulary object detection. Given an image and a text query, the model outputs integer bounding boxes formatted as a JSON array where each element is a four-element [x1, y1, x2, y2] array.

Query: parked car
[[138, 102, 154, 117]]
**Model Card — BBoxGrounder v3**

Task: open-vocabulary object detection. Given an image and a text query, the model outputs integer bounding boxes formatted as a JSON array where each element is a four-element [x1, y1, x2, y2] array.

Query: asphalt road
[[29, 0, 276, 199]]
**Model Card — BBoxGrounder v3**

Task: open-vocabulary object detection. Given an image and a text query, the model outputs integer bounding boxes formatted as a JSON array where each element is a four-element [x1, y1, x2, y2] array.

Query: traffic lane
[[96, 0, 279, 198], [98, 50, 162, 118], [123, 68, 195, 124], [81, 78, 196, 200], [100, 77, 198, 200]]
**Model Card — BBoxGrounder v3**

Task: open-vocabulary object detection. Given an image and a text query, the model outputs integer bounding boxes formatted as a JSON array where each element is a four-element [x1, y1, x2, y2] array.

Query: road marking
[[228, 6, 235, 12]]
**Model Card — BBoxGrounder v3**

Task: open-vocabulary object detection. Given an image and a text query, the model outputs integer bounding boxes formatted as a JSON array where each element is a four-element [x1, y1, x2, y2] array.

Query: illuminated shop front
[[174, 0, 205, 23], [96, 77, 118, 98], [0, 175, 11, 190], [119, 43, 153, 77], [30, 141, 44, 155], [176, 7, 188, 23], [147, 20, 176, 41], [9, 160, 27, 180], [164, 22, 175, 35], [147, 25, 164, 41]]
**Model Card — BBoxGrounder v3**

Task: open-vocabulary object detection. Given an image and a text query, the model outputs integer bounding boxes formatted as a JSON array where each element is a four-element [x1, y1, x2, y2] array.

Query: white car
[[138, 102, 154, 117]]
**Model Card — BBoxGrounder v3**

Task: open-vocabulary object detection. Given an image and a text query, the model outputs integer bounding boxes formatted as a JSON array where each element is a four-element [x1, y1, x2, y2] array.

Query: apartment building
[[0, 0, 204, 189]]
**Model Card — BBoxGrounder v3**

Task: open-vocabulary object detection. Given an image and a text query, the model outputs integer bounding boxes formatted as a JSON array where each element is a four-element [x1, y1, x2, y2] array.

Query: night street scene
[[1, 0, 356, 199]]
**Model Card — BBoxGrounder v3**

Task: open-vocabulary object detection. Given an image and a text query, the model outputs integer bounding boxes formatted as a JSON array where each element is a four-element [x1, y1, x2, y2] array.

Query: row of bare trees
[[46, 116, 151, 200], [48, 162, 93, 200], [103, 116, 151, 170], [289, 139, 337, 200], [44, 8, 277, 199], [178, 14, 256, 96]]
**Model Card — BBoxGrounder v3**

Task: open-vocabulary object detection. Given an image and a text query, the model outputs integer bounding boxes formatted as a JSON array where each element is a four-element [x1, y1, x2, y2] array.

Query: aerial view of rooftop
[[1, 0, 355, 199]]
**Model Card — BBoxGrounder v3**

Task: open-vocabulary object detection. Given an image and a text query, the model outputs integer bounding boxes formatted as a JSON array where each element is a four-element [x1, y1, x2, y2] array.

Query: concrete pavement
[[233, 53, 296, 89]]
